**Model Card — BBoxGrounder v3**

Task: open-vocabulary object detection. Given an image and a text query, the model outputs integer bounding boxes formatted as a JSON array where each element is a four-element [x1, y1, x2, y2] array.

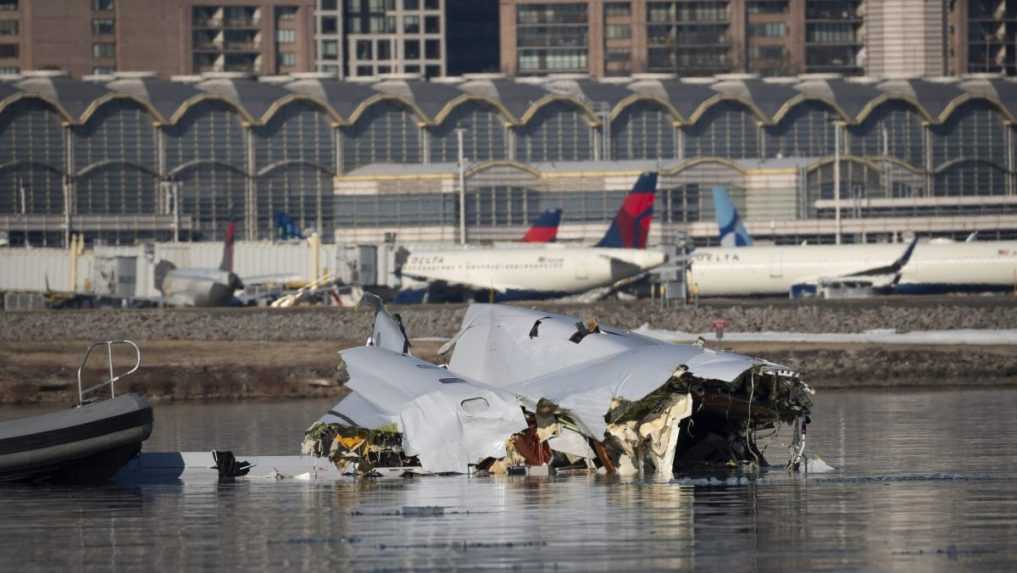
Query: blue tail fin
[[595, 172, 657, 248], [712, 186, 752, 247], [274, 212, 305, 240]]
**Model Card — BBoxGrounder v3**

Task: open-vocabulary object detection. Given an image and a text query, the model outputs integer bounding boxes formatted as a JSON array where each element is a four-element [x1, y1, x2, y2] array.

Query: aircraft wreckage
[[302, 300, 815, 478]]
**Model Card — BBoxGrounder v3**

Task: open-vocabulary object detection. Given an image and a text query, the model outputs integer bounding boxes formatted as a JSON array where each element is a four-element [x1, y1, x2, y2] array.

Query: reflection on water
[[2, 390, 1016, 570]]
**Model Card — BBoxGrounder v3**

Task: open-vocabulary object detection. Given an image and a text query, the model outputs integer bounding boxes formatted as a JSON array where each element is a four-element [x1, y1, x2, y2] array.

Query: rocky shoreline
[[1, 298, 1015, 404]]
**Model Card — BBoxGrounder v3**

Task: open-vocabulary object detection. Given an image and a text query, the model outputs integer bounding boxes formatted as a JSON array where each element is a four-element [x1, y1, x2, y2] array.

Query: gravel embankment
[[2, 297, 1016, 342], [1, 298, 1015, 404]]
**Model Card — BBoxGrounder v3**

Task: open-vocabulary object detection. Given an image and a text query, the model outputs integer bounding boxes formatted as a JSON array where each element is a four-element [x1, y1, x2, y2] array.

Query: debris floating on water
[[302, 295, 818, 479]]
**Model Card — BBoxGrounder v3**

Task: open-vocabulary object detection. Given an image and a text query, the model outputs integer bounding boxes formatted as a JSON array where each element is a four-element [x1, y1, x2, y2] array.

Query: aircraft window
[[439, 377, 466, 384], [460, 397, 490, 414]]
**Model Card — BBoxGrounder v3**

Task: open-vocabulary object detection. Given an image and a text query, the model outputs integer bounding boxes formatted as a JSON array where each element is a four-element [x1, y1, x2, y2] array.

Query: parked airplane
[[394, 172, 665, 303], [154, 223, 244, 307], [688, 187, 917, 297], [691, 187, 1017, 297], [521, 208, 563, 243]]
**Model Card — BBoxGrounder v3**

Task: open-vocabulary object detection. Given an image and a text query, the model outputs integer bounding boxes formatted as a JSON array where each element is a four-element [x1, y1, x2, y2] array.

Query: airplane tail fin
[[274, 212, 305, 240], [521, 208, 562, 243], [154, 260, 176, 293], [713, 186, 752, 247], [219, 222, 235, 272], [595, 171, 657, 249]]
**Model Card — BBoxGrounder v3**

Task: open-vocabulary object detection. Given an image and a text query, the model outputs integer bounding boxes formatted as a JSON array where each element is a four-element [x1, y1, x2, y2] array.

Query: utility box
[[92, 256, 137, 298]]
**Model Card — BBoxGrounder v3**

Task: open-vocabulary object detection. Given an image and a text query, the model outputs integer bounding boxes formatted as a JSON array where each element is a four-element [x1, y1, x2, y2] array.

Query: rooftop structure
[[1, 71, 1016, 247]]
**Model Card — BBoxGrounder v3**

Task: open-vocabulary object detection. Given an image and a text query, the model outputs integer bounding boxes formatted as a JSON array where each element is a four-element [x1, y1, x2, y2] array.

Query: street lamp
[[455, 127, 467, 245], [833, 121, 844, 245]]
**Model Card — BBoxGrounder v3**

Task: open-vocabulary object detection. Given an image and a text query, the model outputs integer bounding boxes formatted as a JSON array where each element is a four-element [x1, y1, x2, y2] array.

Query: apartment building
[[499, 0, 1017, 79], [501, 0, 867, 77], [0, 0, 316, 78]]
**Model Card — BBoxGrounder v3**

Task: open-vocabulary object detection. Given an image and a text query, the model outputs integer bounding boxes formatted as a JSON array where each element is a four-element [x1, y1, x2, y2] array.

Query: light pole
[[18, 177, 28, 249], [833, 121, 843, 245], [455, 127, 467, 245]]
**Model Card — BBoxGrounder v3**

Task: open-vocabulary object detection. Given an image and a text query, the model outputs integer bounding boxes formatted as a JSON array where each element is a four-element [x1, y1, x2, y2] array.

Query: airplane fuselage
[[688, 241, 1017, 297], [161, 268, 242, 307], [399, 245, 666, 300]]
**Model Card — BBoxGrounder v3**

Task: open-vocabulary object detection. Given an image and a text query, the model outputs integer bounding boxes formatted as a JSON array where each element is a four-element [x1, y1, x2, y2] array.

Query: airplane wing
[[790, 237, 919, 292]]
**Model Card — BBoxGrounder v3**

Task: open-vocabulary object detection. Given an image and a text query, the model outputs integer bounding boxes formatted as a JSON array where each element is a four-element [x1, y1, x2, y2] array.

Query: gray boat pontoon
[[0, 340, 153, 483]]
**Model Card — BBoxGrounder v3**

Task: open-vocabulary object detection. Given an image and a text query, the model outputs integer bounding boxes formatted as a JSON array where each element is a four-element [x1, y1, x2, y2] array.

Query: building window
[[321, 16, 338, 34], [425, 64, 440, 78], [425, 15, 440, 33], [605, 2, 630, 18], [94, 0, 114, 11], [277, 29, 296, 43], [378, 64, 391, 74], [322, 39, 338, 58], [356, 39, 372, 59], [0, 20, 17, 35], [377, 40, 392, 60], [405, 39, 420, 59], [0, 1, 17, 12], [321, 0, 338, 10], [93, 19, 114, 36], [404, 15, 419, 33], [424, 0, 438, 9], [277, 6, 298, 20], [356, 65, 372, 76], [0, 66, 18, 74], [93, 43, 115, 58], [404, 0, 418, 8], [516, 3, 589, 73], [425, 39, 440, 59], [405, 64, 420, 73], [748, 1, 788, 14], [748, 22, 785, 37], [606, 24, 630, 40], [0, 44, 17, 58], [279, 52, 296, 66]]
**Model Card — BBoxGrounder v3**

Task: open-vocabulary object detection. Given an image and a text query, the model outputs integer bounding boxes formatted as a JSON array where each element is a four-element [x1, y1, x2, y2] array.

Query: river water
[[2, 389, 1016, 571]]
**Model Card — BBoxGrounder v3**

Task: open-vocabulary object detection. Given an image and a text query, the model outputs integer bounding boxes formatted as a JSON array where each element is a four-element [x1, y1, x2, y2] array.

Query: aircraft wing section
[[841, 237, 919, 279], [790, 237, 919, 294], [326, 346, 527, 473], [363, 293, 412, 354]]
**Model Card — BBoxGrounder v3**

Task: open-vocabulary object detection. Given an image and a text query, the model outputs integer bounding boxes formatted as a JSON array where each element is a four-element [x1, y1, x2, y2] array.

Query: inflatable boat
[[0, 340, 153, 483]]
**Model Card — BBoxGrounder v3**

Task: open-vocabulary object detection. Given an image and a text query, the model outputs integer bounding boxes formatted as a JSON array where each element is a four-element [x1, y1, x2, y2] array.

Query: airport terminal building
[[2, 69, 1017, 248]]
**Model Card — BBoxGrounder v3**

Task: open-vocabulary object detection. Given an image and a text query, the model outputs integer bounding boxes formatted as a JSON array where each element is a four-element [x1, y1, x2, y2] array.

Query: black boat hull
[[0, 394, 153, 483]]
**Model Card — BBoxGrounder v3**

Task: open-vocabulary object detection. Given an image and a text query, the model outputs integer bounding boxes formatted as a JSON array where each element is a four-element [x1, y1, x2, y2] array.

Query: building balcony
[[223, 19, 260, 29], [224, 42, 260, 52], [192, 18, 223, 29]]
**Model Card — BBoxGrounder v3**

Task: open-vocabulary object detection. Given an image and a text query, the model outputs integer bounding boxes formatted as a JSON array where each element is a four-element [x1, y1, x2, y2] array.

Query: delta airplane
[[154, 223, 244, 306], [688, 188, 918, 297], [688, 188, 1017, 297], [395, 172, 665, 303]]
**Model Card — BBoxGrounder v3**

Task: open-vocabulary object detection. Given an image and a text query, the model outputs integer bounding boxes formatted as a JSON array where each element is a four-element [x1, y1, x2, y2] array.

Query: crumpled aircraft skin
[[305, 301, 814, 477]]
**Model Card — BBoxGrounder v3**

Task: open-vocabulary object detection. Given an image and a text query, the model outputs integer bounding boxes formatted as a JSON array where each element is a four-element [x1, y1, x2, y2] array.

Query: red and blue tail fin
[[521, 208, 562, 242], [595, 171, 657, 249], [219, 222, 235, 272]]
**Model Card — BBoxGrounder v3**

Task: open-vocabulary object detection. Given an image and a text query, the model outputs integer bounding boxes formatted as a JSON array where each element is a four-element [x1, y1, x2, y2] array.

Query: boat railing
[[77, 340, 142, 406]]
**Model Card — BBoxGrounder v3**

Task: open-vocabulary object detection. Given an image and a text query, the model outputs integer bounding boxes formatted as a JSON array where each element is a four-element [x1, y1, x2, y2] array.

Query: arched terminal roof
[[3, 72, 1017, 128]]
